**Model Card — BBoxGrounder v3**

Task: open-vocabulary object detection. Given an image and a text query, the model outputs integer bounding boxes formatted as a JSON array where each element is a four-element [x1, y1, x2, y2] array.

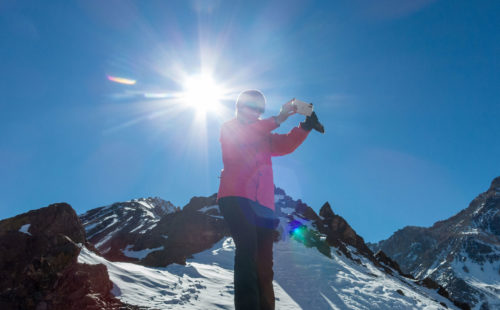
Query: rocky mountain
[[0, 203, 124, 309], [76, 187, 465, 309], [80, 195, 228, 266], [80, 197, 180, 262], [369, 177, 500, 310], [0, 186, 475, 309]]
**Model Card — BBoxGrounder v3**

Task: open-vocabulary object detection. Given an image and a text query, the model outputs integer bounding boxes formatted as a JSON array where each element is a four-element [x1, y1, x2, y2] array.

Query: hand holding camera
[[275, 99, 297, 125], [291, 99, 314, 117], [292, 99, 325, 134], [275, 98, 325, 133]]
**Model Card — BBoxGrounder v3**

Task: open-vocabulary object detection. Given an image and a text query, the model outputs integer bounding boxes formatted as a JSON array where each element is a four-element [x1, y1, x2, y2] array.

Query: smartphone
[[292, 99, 313, 116]]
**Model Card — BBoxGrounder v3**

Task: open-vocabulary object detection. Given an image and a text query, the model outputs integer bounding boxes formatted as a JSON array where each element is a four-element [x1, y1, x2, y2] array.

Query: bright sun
[[182, 74, 225, 114]]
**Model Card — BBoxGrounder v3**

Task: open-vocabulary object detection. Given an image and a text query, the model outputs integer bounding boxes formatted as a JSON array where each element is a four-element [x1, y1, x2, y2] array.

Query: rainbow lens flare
[[289, 220, 307, 242], [107, 75, 137, 85]]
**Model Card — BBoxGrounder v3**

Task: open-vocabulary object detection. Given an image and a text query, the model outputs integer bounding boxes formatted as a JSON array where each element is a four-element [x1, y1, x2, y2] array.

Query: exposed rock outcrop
[[318, 202, 375, 261], [141, 194, 229, 267], [0, 203, 122, 309]]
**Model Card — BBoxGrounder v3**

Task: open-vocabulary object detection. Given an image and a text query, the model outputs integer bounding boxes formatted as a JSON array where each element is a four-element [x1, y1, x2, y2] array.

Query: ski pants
[[218, 196, 278, 310]]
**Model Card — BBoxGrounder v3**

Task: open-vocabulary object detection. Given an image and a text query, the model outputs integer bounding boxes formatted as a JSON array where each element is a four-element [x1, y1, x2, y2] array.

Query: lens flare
[[107, 75, 137, 85]]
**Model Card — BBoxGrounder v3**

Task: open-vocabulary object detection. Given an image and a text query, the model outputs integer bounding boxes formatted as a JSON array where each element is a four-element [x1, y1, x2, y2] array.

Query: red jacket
[[217, 117, 310, 211]]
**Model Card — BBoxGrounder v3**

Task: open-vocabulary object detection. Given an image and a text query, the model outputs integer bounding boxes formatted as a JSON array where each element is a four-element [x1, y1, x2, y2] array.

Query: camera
[[291, 99, 313, 117]]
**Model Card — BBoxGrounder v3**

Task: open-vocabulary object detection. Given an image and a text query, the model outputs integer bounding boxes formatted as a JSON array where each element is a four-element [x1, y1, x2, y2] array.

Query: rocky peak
[[0, 203, 122, 309], [318, 202, 373, 259], [0, 203, 86, 244], [490, 176, 500, 190], [319, 201, 335, 219], [79, 193, 227, 267], [80, 197, 180, 259], [130, 196, 180, 217], [182, 194, 218, 213]]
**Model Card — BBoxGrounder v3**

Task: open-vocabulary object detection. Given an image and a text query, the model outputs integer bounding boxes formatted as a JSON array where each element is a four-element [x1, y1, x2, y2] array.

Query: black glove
[[300, 111, 325, 133]]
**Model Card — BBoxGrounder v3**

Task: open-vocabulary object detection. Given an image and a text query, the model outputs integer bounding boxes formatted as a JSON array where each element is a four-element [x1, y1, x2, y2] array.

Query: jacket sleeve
[[270, 126, 310, 156], [252, 117, 279, 134]]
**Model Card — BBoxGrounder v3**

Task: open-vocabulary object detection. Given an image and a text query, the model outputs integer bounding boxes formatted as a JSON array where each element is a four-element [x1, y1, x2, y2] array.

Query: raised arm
[[270, 125, 310, 156]]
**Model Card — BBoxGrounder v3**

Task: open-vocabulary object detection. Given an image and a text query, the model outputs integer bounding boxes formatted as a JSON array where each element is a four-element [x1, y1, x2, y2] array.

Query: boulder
[[0, 203, 122, 309]]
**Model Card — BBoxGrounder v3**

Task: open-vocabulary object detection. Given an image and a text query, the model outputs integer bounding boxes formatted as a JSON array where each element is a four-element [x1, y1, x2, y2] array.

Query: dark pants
[[218, 197, 278, 310]]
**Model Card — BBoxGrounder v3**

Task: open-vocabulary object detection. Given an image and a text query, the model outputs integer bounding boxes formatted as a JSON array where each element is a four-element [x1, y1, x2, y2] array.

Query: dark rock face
[[80, 197, 179, 262], [0, 203, 122, 310], [318, 202, 374, 261], [370, 177, 500, 308], [81, 194, 229, 267], [141, 194, 229, 267], [374, 250, 412, 278]]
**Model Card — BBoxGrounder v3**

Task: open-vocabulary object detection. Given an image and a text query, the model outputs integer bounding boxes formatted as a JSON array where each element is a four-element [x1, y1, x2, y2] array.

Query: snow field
[[273, 240, 457, 309], [78, 238, 299, 309], [78, 236, 459, 309]]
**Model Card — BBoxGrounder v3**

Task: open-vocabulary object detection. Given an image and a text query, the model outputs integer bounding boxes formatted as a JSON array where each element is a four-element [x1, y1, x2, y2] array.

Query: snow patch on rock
[[19, 224, 31, 236]]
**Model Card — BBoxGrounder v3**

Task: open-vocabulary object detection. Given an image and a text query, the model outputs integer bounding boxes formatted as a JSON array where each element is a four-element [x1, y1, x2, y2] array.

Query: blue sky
[[1, 0, 498, 242]]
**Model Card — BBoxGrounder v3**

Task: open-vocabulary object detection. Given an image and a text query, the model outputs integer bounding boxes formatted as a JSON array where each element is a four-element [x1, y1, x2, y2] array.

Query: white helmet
[[236, 89, 266, 114]]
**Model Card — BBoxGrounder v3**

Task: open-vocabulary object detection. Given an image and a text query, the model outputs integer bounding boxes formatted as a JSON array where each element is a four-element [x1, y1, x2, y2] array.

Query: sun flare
[[182, 74, 225, 115]]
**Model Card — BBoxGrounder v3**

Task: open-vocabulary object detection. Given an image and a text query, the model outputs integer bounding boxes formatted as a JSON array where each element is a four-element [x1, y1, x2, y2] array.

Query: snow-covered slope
[[79, 235, 458, 310], [78, 238, 299, 309]]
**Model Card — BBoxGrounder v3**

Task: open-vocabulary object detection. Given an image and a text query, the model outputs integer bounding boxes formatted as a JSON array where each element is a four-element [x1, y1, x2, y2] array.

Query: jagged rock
[[141, 199, 229, 266], [374, 250, 413, 278], [0, 203, 122, 309], [79, 197, 180, 262], [318, 202, 374, 261], [81, 193, 229, 267]]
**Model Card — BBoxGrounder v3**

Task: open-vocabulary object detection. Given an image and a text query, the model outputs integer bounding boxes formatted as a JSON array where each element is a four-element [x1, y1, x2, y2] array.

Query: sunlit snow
[[78, 237, 458, 309]]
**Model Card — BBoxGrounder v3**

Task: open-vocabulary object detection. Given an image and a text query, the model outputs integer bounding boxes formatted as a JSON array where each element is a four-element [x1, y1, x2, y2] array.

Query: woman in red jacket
[[217, 90, 322, 310]]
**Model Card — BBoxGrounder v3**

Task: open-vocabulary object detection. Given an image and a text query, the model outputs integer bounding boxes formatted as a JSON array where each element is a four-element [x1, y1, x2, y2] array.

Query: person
[[217, 89, 323, 310]]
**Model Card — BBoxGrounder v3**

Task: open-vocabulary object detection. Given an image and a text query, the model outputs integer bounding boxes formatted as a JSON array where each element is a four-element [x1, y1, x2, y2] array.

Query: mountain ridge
[[75, 186, 464, 309], [0, 184, 483, 309], [368, 176, 500, 309]]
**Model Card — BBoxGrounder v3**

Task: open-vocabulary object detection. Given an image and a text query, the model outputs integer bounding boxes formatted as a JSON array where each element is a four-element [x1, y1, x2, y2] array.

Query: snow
[[451, 250, 500, 310], [139, 206, 156, 219], [86, 216, 120, 239], [198, 205, 219, 213], [137, 200, 154, 210], [417, 245, 451, 279], [275, 194, 285, 201], [78, 237, 458, 309], [461, 228, 480, 235], [139, 222, 158, 234], [19, 224, 31, 236], [123, 245, 165, 259], [95, 227, 121, 248], [273, 240, 457, 309], [209, 215, 224, 219], [83, 222, 99, 232], [78, 238, 299, 309], [280, 207, 295, 215], [130, 223, 145, 233], [473, 203, 485, 216], [102, 214, 118, 222]]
